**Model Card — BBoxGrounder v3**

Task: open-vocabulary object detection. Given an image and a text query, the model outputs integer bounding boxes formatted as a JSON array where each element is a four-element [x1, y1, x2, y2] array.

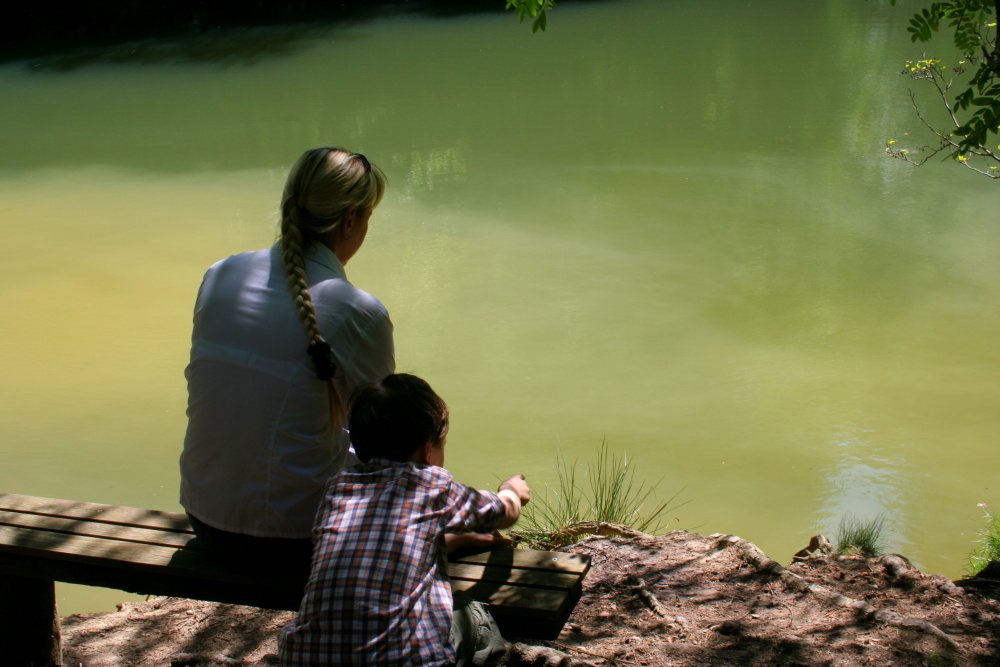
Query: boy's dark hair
[[348, 373, 449, 463]]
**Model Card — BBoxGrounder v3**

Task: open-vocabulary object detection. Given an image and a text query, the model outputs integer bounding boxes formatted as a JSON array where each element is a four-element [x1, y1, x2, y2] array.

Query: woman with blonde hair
[[179, 147, 393, 573]]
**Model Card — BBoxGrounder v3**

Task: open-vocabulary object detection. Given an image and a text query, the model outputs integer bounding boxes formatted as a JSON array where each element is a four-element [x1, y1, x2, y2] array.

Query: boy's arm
[[495, 474, 531, 529], [444, 532, 498, 554]]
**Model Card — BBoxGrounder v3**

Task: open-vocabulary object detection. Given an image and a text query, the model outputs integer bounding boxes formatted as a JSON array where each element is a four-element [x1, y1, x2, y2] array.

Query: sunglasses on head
[[352, 152, 371, 173]]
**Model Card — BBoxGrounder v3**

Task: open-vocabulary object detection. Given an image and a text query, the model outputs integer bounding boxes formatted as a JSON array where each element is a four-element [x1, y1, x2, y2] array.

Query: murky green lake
[[1, 0, 997, 615]]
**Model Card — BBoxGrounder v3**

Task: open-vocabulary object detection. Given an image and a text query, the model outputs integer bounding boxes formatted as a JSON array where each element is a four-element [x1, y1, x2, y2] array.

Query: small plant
[[967, 502, 1000, 577], [510, 440, 683, 549], [836, 513, 888, 556], [926, 649, 957, 667]]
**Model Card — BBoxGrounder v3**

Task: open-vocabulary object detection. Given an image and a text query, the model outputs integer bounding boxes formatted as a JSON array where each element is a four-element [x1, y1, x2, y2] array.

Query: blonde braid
[[280, 198, 346, 433], [280, 214, 323, 343], [277, 146, 387, 436]]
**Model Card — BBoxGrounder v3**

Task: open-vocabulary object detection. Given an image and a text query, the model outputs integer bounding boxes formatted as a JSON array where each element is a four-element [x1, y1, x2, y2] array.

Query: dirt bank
[[59, 530, 1000, 666]]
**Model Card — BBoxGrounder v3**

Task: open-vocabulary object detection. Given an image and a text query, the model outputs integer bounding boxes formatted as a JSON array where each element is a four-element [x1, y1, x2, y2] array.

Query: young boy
[[279, 373, 531, 667]]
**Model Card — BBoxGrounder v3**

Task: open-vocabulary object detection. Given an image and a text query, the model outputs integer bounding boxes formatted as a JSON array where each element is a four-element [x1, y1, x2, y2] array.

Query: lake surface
[[1, 0, 998, 615]]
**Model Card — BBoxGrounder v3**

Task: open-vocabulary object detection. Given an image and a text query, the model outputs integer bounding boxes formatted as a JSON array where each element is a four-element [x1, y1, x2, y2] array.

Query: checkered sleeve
[[440, 480, 506, 534]]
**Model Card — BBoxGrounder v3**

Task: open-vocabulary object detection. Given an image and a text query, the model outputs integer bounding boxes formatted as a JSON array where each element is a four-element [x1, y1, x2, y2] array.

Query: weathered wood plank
[[0, 511, 195, 549], [0, 494, 191, 533], [451, 549, 591, 575], [0, 524, 189, 569], [447, 561, 581, 590]]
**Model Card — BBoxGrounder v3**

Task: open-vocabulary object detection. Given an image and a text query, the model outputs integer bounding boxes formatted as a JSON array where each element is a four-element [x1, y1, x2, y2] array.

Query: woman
[[179, 147, 393, 574]]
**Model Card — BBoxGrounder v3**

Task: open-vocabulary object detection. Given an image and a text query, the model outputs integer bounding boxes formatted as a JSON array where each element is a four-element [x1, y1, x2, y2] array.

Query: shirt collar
[[356, 457, 421, 472], [303, 241, 347, 280]]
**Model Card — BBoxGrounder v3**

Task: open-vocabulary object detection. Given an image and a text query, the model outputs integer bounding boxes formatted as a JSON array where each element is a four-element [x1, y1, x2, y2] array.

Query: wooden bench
[[0, 493, 590, 666]]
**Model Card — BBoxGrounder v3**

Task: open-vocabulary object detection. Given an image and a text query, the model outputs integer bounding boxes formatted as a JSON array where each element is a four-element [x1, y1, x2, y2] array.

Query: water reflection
[[392, 144, 470, 199], [817, 423, 908, 555]]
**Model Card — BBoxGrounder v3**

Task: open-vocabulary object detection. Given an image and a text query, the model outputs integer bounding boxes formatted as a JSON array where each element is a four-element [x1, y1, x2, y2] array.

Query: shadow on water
[[18, 25, 365, 73], [4, 1, 403, 72], [2, 0, 615, 71]]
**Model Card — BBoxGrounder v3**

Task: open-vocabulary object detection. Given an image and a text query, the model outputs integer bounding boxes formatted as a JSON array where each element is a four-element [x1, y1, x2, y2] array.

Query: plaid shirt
[[279, 458, 506, 667]]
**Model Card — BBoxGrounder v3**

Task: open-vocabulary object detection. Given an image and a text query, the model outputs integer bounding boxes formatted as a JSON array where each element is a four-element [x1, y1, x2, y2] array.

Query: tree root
[[511, 522, 649, 550], [627, 575, 668, 617], [721, 534, 961, 651], [548, 522, 649, 544], [505, 641, 601, 666]]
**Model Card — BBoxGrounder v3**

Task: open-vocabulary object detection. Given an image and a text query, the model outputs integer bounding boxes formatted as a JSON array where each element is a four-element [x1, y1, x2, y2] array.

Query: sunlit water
[[1, 0, 998, 615]]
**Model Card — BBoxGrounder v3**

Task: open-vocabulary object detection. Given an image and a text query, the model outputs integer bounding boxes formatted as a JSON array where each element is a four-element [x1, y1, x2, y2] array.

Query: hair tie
[[307, 339, 337, 381]]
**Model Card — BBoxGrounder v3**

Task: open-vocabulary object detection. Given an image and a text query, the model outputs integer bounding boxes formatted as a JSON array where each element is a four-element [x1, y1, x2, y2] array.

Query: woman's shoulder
[[312, 279, 390, 321], [206, 247, 271, 274]]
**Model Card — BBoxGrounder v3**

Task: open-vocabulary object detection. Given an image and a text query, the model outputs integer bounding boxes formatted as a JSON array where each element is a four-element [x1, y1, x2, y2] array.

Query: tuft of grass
[[510, 440, 684, 549], [967, 502, 1000, 577], [926, 649, 958, 667], [836, 513, 887, 556]]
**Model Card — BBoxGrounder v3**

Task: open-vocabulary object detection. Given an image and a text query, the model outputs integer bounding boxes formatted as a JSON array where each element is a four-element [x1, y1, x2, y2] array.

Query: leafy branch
[[505, 0, 556, 33], [885, 57, 1000, 176], [888, 0, 1000, 175]]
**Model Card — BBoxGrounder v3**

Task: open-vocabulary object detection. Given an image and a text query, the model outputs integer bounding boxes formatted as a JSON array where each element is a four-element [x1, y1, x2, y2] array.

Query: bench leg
[[0, 575, 62, 667]]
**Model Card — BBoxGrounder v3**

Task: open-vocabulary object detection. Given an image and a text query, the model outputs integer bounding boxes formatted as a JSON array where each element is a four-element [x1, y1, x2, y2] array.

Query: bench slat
[[0, 494, 191, 533], [0, 524, 183, 569], [448, 561, 581, 591], [450, 549, 591, 575], [0, 512, 194, 550]]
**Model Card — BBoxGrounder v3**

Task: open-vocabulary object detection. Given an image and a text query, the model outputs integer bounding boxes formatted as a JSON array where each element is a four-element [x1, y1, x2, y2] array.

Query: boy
[[279, 373, 531, 667]]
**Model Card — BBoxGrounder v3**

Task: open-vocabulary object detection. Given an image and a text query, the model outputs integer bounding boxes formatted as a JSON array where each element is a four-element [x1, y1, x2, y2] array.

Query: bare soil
[[59, 530, 1000, 667]]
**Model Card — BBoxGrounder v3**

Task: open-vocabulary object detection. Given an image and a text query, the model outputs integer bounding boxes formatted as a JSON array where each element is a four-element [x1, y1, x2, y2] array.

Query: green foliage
[[510, 441, 683, 550], [967, 502, 1000, 576], [895, 0, 992, 51], [836, 513, 888, 556], [888, 0, 1000, 172], [926, 649, 959, 667], [505, 0, 555, 32]]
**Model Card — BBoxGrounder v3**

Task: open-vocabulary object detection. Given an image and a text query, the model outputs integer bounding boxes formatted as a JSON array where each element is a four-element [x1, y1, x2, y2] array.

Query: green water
[[1, 0, 998, 615]]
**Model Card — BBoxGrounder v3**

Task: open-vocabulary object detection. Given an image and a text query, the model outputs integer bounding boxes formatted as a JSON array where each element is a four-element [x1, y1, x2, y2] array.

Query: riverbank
[[59, 529, 1000, 666]]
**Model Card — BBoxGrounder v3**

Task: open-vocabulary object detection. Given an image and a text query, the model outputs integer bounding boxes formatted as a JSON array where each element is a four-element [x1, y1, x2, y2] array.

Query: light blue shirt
[[180, 242, 394, 538]]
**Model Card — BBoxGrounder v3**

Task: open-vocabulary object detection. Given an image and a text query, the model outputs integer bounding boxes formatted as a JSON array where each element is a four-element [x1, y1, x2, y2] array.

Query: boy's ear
[[415, 440, 433, 465]]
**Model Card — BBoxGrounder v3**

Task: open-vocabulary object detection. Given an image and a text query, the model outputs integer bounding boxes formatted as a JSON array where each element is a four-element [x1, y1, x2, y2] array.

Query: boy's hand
[[498, 474, 531, 505]]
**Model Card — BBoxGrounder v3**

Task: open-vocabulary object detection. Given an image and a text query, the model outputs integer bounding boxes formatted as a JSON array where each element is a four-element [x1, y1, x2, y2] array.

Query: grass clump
[[836, 513, 887, 556], [926, 650, 958, 667], [967, 502, 1000, 577], [510, 440, 683, 550]]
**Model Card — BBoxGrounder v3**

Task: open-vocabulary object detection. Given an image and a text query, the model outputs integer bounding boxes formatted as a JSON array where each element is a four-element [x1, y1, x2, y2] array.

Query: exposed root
[[511, 522, 648, 550], [627, 575, 668, 617], [506, 641, 601, 666], [543, 640, 619, 664], [722, 534, 961, 651], [792, 534, 833, 562]]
